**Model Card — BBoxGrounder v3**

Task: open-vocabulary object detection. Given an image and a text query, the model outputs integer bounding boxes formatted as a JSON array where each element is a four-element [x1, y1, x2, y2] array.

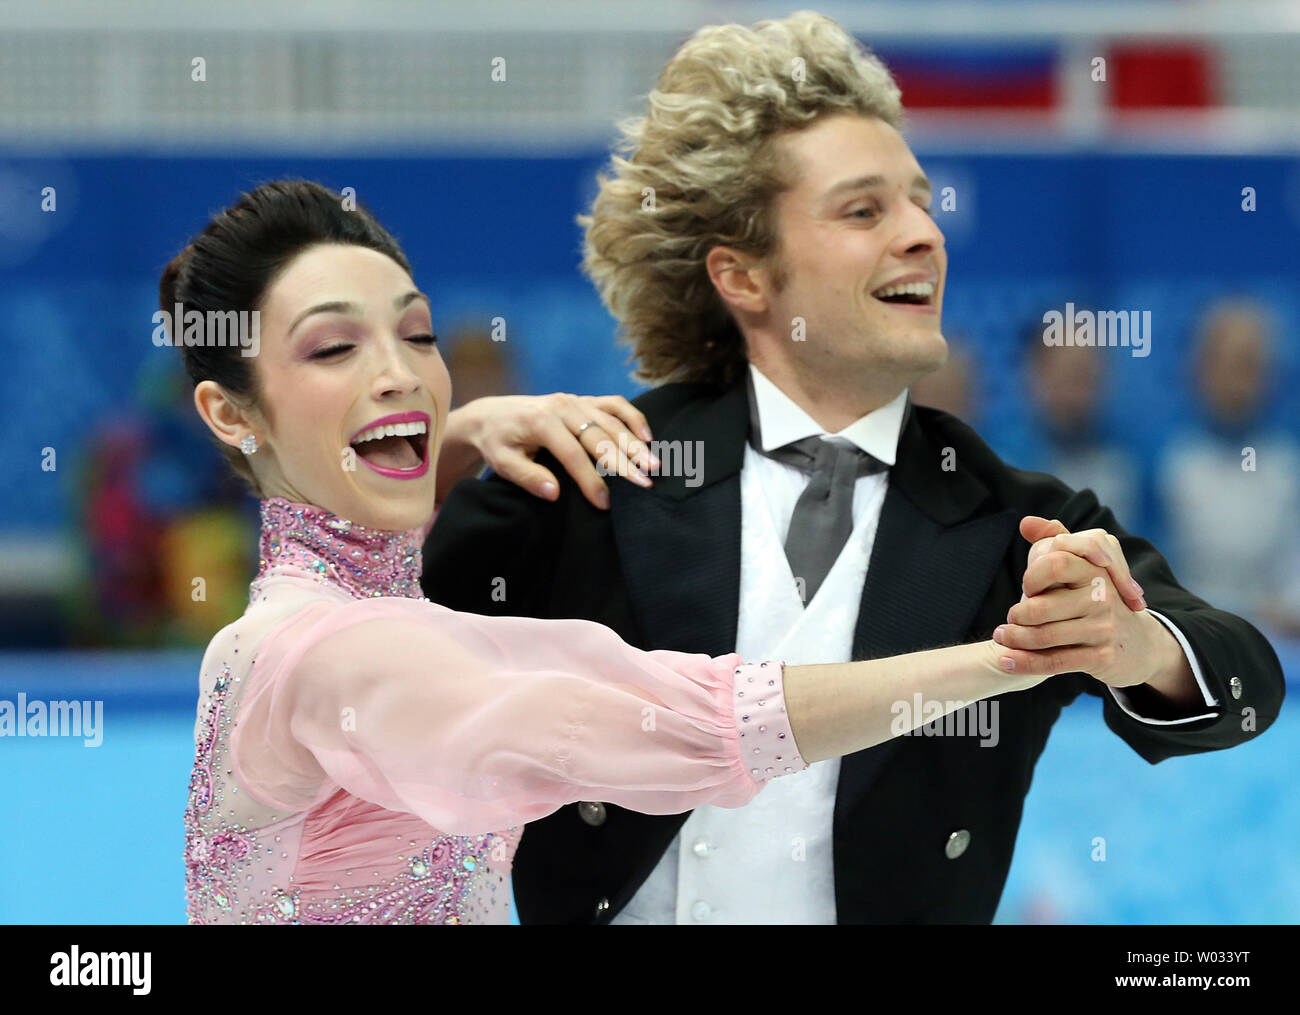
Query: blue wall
[[2, 149, 1298, 532]]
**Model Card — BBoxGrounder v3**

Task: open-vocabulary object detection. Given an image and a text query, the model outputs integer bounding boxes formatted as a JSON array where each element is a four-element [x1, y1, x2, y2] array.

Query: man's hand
[[1018, 516, 1145, 612], [991, 516, 1193, 697]]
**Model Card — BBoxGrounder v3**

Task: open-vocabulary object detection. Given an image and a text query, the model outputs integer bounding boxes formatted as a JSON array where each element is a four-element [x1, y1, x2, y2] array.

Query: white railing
[[0, 2, 1296, 148]]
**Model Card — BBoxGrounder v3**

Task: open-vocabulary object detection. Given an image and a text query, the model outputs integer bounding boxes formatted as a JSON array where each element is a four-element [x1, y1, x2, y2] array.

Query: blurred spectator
[[1156, 299, 1300, 632], [1019, 315, 1144, 531], [69, 418, 166, 646], [444, 324, 518, 408], [158, 507, 253, 644], [71, 356, 255, 647]]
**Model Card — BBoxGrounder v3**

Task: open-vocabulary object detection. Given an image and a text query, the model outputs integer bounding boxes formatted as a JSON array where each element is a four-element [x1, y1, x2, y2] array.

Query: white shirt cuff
[[1105, 609, 1221, 725]]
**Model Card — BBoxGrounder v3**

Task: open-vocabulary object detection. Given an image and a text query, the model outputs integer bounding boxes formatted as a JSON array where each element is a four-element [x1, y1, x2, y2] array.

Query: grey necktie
[[747, 379, 889, 605]]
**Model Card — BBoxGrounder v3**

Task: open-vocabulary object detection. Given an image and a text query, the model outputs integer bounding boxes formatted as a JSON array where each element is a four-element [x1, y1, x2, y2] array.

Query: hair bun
[[159, 246, 192, 315]]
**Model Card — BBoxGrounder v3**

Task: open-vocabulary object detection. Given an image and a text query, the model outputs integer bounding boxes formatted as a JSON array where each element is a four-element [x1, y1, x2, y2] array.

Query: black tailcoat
[[421, 379, 1284, 923]]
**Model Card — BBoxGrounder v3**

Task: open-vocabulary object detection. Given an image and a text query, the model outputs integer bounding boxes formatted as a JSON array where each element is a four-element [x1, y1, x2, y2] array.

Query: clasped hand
[[992, 516, 1168, 689]]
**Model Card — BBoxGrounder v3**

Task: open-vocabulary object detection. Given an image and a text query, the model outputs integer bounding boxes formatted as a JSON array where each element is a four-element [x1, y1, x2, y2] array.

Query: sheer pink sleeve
[[230, 598, 807, 835]]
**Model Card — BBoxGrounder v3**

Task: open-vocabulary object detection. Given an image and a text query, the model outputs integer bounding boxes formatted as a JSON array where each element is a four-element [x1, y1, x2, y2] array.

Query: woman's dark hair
[[159, 179, 412, 495]]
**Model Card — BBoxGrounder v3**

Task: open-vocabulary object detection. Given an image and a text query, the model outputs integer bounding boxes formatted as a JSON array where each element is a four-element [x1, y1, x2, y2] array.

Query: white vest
[[611, 442, 887, 924]]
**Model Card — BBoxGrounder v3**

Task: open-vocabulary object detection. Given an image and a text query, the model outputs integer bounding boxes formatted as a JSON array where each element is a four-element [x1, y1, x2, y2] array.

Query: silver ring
[[576, 420, 599, 434]]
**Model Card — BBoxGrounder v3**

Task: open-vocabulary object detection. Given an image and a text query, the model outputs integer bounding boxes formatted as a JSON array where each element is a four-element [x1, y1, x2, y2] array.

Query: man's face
[[759, 113, 949, 391]]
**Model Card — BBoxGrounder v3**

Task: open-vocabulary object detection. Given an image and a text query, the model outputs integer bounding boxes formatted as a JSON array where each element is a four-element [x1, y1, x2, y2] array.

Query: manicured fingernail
[[540, 481, 557, 499], [640, 425, 653, 441], [994, 626, 1007, 642], [1137, 596, 1147, 610], [1006, 608, 1014, 624], [597, 487, 610, 508], [1000, 657, 1016, 671], [1131, 580, 1144, 595]]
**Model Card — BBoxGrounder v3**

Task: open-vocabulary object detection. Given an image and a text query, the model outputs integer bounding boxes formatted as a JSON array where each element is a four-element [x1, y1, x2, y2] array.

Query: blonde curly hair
[[579, 10, 905, 388]]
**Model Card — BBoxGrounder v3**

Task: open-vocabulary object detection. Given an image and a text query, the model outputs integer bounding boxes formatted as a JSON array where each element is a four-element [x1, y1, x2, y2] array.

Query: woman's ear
[[194, 380, 256, 451]]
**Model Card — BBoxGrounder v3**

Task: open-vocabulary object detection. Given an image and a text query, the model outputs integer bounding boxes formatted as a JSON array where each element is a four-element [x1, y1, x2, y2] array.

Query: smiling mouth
[[871, 280, 936, 308], [350, 426, 429, 471]]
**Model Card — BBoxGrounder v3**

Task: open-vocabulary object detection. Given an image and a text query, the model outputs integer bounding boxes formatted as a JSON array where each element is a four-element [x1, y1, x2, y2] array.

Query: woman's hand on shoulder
[[449, 393, 661, 509]]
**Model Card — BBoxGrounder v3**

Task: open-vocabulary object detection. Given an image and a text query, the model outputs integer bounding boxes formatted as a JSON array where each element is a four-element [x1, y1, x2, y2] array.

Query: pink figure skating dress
[[184, 497, 807, 924]]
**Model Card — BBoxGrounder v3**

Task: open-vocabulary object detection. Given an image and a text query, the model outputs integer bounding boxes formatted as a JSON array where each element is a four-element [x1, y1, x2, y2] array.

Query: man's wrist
[[1130, 611, 1203, 713]]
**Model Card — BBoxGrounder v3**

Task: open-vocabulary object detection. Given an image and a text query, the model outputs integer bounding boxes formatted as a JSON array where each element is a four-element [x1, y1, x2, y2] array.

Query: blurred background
[[0, 0, 1297, 924]]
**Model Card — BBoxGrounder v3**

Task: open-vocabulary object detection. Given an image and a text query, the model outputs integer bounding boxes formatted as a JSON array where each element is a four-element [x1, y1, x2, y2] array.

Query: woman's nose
[[372, 340, 422, 396]]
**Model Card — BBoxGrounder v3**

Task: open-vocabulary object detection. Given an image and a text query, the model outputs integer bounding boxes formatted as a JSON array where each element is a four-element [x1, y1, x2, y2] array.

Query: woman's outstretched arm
[[784, 640, 1032, 763], [229, 597, 1046, 836]]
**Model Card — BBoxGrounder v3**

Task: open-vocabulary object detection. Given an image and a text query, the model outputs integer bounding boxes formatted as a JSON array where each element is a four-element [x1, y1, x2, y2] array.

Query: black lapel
[[835, 396, 1020, 814], [608, 380, 749, 656]]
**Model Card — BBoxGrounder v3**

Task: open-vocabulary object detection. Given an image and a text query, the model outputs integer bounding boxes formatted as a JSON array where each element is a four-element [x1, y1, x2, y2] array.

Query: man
[[421, 11, 1283, 924]]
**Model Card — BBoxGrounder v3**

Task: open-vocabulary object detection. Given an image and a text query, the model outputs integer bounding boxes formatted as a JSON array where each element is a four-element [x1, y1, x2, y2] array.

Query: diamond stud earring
[[240, 434, 258, 455]]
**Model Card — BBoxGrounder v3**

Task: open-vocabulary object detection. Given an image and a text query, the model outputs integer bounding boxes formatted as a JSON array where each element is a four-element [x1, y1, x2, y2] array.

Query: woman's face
[[208, 242, 450, 532]]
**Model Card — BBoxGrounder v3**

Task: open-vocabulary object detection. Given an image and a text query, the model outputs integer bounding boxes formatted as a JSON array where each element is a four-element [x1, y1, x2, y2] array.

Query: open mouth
[[871, 280, 936, 308], [349, 420, 429, 473]]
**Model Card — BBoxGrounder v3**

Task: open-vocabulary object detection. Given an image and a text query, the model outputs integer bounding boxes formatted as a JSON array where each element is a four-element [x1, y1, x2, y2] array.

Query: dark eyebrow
[[288, 290, 430, 337], [824, 173, 932, 202]]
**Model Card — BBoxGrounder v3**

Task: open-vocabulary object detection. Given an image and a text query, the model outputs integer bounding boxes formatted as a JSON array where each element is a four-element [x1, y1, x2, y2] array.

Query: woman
[[176, 180, 1049, 925]]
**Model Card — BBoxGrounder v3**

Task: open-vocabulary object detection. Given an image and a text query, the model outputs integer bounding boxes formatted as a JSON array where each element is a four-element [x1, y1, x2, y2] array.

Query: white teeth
[[351, 420, 428, 445], [874, 281, 935, 299]]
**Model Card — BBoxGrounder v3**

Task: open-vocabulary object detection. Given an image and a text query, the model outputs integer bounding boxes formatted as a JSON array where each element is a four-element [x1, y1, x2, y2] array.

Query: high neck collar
[[253, 497, 423, 600]]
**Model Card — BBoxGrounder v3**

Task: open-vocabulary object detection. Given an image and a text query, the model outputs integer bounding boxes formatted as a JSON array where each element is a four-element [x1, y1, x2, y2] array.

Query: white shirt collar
[[748, 363, 908, 466]]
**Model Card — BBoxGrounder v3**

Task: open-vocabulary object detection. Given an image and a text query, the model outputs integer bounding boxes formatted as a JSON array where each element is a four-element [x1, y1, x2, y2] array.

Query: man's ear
[[705, 244, 772, 317], [194, 379, 255, 451]]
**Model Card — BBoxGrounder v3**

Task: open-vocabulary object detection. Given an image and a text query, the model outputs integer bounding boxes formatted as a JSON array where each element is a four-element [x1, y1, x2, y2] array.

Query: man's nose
[[895, 201, 945, 255]]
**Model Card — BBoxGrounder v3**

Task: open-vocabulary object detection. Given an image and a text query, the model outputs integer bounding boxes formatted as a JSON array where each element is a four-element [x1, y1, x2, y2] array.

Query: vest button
[[1229, 675, 1243, 700], [945, 829, 971, 859], [578, 801, 607, 826]]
